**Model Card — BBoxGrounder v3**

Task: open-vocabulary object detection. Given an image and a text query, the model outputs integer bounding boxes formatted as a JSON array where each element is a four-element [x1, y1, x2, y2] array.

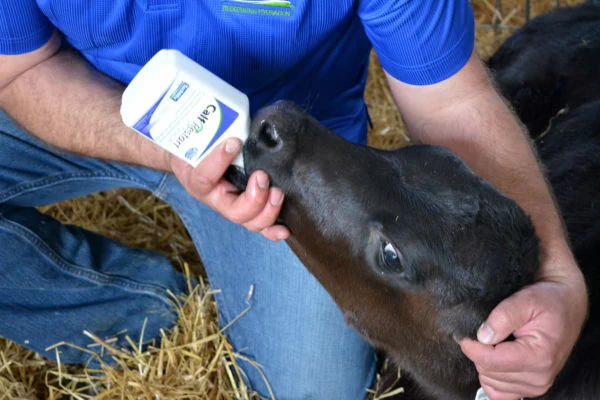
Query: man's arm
[[385, 50, 587, 399], [0, 32, 289, 240], [0, 31, 172, 170]]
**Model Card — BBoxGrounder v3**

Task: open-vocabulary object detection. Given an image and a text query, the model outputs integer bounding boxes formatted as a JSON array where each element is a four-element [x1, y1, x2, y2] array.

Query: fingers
[[242, 187, 286, 232], [461, 337, 550, 375], [214, 174, 284, 231], [461, 338, 533, 373], [171, 138, 242, 196], [261, 224, 291, 241], [460, 288, 548, 400], [170, 137, 288, 238], [461, 278, 586, 400], [479, 382, 527, 400], [462, 338, 554, 399], [476, 289, 535, 345], [480, 373, 553, 398], [226, 182, 288, 241], [209, 170, 270, 221], [464, 330, 557, 372]]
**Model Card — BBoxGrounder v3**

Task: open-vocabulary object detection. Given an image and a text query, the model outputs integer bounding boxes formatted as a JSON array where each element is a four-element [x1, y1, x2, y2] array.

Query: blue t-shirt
[[0, 0, 474, 144]]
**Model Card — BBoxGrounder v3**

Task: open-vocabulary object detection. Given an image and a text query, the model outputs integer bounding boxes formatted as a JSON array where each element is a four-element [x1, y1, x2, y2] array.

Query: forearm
[[0, 34, 285, 239], [0, 40, 170, 171]]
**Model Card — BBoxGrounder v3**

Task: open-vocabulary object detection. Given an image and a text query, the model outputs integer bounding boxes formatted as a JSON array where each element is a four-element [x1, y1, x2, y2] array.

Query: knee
[[226, 296, 377, 399], [244, 338, 377, 399]]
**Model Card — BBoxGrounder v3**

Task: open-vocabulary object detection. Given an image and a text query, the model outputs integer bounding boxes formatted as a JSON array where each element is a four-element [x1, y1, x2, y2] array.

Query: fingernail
[[276, 231, 289, 241], [270, 189, 284, 206], [257, 172, 269, 189], [225, 139, 240, 154], [452, 333, 461, 344], [477, 323, 495, 344]]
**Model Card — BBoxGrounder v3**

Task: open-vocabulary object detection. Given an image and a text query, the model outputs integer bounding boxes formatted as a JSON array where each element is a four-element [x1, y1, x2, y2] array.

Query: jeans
[[0, 110, 376, 399]]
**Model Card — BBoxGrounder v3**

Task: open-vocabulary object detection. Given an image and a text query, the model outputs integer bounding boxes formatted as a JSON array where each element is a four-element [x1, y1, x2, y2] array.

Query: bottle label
[[132, 74, 240, 165]]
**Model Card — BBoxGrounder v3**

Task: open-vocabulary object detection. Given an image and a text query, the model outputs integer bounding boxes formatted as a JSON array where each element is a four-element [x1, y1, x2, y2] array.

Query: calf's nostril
[[258, 120, 280, 149]]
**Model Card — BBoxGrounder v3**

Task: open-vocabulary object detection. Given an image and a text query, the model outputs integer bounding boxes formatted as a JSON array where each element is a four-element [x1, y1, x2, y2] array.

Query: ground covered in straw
[[0, 0, 585, 399]]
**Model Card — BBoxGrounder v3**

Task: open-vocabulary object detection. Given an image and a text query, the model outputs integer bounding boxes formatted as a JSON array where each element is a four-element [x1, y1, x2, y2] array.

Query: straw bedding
[[0, 1, 585, 398]]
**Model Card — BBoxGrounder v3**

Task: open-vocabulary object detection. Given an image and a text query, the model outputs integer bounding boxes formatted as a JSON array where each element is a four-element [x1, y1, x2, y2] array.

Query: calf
[[237, 98, 600, 400], [487, 3, 600, 138]]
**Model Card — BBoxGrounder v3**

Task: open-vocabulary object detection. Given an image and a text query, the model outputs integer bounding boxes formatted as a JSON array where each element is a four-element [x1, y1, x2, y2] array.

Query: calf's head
[[241, 100, 540, 395]]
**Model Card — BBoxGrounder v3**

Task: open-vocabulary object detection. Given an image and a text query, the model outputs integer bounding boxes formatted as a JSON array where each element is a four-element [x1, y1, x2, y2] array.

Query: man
[[0, 1, 587, 399]]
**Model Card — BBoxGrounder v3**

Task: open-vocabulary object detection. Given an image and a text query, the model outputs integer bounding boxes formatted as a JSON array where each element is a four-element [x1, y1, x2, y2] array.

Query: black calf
[[487, 4, 600, 138], [243, 100, 535, 399], [238, 96, 600, 399]]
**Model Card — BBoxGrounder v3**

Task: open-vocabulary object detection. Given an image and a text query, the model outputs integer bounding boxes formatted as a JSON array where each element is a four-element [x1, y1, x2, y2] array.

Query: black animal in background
[[487, 3, 600, 138]]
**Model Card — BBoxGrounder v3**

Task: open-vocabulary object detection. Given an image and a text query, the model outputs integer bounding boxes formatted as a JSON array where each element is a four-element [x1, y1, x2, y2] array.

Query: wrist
[[125, 128, 174, 172], [162, 150, 174, 173], [147, 145, 173, 172], [537, 241, 585, 286]]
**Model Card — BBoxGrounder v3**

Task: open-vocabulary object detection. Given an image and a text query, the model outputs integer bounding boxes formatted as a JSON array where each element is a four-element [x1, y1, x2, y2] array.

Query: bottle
[[120, 49, 249, 168]]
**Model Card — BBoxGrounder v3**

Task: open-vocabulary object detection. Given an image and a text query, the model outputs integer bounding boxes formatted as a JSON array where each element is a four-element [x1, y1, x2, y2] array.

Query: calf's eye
[[380, 241, 403, 273]]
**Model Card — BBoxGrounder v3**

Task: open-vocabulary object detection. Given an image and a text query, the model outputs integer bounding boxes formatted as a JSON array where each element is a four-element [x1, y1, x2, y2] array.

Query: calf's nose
[[255, 119, 282, 151], [250, 100, 301, 152], [246, 100, 302, 170]]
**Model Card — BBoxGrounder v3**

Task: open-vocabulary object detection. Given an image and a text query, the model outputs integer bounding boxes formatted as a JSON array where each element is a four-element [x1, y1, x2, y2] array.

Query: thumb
[[477, 292, 532, 345]]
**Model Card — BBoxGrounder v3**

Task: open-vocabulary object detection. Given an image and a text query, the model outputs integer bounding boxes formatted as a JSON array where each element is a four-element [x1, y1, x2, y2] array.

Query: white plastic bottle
[[121, 49, 250, 168]]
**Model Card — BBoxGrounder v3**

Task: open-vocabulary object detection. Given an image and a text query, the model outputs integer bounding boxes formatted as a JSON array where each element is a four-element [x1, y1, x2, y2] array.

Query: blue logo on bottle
[[185, 147, 199, 160], [170, 82, 189, 102]]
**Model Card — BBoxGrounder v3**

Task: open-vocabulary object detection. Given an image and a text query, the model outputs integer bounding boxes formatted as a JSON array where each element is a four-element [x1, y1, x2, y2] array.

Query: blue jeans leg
[[0, 112, 188, 365], [162, 181, 378, 398], [0, 110, 377, 398]]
